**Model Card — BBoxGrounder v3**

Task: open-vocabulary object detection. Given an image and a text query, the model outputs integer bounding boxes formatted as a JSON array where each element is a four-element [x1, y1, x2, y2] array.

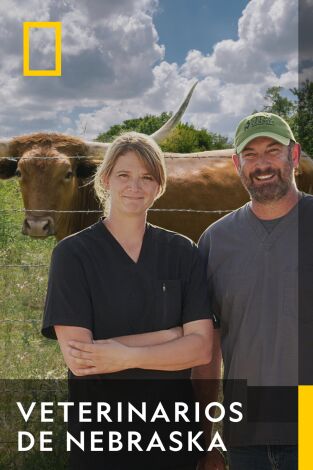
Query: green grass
[[0, 180, 229, 468], [0, 179, 67, 379]]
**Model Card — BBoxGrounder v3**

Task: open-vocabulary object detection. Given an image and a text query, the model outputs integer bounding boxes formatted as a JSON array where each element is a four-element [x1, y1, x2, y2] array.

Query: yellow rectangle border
[[298, 385, 313, 469], [23, 22, 62, 76]]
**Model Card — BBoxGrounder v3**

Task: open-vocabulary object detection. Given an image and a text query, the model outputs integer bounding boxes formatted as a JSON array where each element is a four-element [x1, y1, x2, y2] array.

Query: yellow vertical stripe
[[299, 386, 313, 469]]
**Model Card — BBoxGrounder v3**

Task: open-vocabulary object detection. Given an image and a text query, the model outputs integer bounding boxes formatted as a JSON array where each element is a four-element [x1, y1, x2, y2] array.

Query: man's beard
[[239, 159, 294, 203]]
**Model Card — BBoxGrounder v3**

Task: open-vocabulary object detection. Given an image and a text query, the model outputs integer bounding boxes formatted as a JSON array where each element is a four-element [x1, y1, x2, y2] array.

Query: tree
[[96, 113, 172, 143], [260, 86, 300, 150], [260, 83, 313, 156], [263, 86, 296, 118], [291, 80, 313, 156], [161, 124, 230, 152], [96, 114, 231, 152]]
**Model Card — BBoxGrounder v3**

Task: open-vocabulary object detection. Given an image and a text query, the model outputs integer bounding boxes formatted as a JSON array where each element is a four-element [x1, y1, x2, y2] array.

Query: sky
[[154, 0, 249, 64], [0, 0, 298, 141]]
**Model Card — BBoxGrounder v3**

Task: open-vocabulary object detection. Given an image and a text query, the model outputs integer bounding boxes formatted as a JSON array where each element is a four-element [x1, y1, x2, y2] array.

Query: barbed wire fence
[[0, 153, 235, 370], [1, 210, 233, 326]]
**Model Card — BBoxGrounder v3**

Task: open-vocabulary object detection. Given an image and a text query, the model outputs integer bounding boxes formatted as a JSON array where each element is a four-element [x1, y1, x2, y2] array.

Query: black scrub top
[[42, 219, 212, 378]]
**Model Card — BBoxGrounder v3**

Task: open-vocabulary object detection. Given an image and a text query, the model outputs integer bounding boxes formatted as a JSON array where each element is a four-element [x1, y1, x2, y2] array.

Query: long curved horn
[[0, 139, 11, 158], [84, 141, 111, 158], [150, 81, 198, 143], [83, 82, 198, 158]]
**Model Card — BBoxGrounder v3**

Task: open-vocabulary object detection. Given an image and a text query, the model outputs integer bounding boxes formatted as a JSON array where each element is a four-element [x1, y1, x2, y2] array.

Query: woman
[[42, 132, 213, 468]]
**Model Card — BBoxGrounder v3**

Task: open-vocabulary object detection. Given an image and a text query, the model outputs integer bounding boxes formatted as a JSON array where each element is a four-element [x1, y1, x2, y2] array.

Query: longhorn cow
[[1, 86, 312, 242]]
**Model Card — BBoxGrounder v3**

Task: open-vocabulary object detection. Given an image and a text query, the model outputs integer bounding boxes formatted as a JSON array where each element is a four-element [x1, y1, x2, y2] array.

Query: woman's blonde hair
[[94, 132, 167, 211]]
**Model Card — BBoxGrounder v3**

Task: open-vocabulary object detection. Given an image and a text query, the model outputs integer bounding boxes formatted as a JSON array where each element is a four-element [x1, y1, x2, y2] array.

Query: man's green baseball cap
[[234, 112, 295, 154]]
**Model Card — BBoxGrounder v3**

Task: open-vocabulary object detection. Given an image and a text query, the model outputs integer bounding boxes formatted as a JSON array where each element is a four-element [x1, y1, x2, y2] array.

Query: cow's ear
[[76, 159, 99, 179], [0, 158, 18, 179]]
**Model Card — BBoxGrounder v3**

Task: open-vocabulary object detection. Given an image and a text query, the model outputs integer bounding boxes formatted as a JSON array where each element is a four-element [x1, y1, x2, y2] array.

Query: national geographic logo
[[244, 116, 274, 131], [23, 22, 62, 76]]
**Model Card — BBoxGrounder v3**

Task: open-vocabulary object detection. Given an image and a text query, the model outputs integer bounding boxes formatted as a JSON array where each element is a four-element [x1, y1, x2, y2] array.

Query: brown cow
[[1, 140, 313, 242], [0, 84, 198, 240], [150, 150, 313, 240]]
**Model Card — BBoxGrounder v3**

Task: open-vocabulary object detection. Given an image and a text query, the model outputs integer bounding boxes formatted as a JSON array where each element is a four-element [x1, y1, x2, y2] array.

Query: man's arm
[[192, 329, 226, 470]]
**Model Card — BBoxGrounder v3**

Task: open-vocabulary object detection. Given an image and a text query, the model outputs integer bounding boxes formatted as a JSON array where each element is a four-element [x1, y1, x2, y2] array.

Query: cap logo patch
[[244, 116, 274, 131]]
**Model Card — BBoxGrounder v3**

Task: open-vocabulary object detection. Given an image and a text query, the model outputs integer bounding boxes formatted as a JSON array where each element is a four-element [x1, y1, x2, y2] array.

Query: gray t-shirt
[[198, 202, 298, 387]]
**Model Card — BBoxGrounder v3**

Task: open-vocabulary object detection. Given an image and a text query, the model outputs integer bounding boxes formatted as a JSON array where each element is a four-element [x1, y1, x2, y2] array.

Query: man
[[194, 112, 313, 469]]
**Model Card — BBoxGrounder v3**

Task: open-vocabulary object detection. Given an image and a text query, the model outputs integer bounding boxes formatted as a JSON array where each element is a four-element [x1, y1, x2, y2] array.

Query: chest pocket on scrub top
[[155, 280, 182, 329]]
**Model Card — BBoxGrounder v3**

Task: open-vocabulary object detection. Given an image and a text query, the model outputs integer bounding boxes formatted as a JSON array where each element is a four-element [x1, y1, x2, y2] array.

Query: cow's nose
[[22, 217, 55, 237]]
